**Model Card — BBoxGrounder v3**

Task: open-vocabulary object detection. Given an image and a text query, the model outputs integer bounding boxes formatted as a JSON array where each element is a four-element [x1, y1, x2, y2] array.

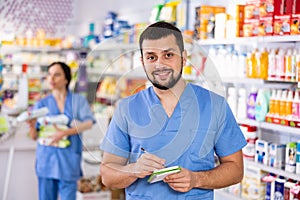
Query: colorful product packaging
[[274, 176, 286, 200], [242, 165, 268, 199], [268, 143, 286, 169], [296, 142, 300, 174], [284, 180, 297, 200], [290, 14, 300, 35], [255, 139, 270, 165], [273, 15, 291, 35], [262, 174, 277, 200], [285, 142, 297, 173], [258, 16, 274, 36]]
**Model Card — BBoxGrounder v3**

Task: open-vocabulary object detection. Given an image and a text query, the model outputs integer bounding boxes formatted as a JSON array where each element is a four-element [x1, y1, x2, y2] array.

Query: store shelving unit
[[244, 159, 300, 181], [196, 35, 300, 199], [197, 35, 300, 46]]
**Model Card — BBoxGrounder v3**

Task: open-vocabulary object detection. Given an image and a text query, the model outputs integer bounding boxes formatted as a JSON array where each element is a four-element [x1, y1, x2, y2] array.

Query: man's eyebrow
[[162, 48, 177, 52], [144, 48, 177, 54]]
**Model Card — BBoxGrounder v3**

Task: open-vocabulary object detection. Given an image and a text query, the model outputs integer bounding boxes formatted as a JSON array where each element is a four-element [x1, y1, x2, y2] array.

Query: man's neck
[[153, 78, 186, 101]]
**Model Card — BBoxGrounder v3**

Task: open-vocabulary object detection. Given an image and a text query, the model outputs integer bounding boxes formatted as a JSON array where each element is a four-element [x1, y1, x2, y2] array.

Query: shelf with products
[[238, 118, 300, 137], [244, 159, 300, 181], [215, 189, 243, 200], [222, 77, 298, 89], [197, 35, 300, 46]]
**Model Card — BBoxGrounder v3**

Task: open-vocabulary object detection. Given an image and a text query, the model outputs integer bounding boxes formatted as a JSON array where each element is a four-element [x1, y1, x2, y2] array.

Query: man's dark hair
[[47, 61, 72, 90], [139, 21, 184, 56]]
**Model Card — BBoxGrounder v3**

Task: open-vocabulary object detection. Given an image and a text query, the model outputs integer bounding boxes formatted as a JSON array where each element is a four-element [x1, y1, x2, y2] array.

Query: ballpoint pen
[[141, 147, 148, 153]]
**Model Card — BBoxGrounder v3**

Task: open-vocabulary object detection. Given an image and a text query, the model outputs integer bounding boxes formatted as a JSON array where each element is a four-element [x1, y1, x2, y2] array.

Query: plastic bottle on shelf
[[255, 88, 270, 122], [285, 49, 293, 81], [268, 48, 276, 80], [74, 52, 88, 97], [255, 48, 261, 78], [260, 47, 268, 80], [276, 48, 285, 80], [227, 87, 237, 118], [267, 89, 277, 117], [285, 90, 294, 120], [290, 49, 297, 82], [237, 88, 247, 119], [292, 90, 300, 121], [246, 51, 255, 78], [274, 89, 282, 117], [279, 90, 288, 119], [247, 87, 258, 120], [231, 50, 239, 78], [237, 52, 246, 78], [297, 49, 300, 82], [241, 124, 258, 160]]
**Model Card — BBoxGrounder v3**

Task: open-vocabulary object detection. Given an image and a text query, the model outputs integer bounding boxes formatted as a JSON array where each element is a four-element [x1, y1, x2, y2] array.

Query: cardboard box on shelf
[[291, 13, 300, 35], [76, 190, 111, 200], [258, 16, 274, 36], [273, 14, 291, 35], [242, 165, 268, 199], [243, 19, 259, 37]]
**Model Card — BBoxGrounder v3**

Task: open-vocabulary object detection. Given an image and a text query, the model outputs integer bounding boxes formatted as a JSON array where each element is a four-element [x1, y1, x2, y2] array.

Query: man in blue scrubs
[[100, 21, 247, 199]]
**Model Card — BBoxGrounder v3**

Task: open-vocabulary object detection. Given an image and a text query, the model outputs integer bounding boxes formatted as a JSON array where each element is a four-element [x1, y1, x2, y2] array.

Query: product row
[[241, 123, 300, 174], [194, 0, 300, 40]]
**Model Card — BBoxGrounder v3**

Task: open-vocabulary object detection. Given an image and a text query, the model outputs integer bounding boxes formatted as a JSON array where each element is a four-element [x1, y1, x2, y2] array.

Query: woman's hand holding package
[[49, 124, 67, 145]]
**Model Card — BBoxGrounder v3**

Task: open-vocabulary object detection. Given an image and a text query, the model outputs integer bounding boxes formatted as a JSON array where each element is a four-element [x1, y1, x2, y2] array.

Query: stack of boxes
[[194, 0, 300, 39], [194, 6, 226, 40]]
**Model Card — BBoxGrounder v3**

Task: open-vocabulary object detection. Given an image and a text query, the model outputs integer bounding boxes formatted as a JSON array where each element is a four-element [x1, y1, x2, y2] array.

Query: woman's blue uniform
[[34, 91, 95, 200]]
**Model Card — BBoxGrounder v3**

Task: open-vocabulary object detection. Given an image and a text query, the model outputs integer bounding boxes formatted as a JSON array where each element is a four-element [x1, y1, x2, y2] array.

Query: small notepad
[[147, 166, 181, 184]]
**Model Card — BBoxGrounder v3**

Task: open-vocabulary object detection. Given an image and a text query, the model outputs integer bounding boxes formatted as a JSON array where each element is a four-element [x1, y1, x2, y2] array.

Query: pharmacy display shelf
[[197, 35, 300, 46], [90, 43, 138, 52], [238, 118, 300, 136], [87, 67, 146, 79], [221, 77, 297, 89], [245, 159, 300, 181]]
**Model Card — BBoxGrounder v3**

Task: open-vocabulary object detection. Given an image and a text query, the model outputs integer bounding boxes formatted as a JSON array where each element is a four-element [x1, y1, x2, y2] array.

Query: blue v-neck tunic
[[100, 83, 247, 200], [34, 91, 95, 181]]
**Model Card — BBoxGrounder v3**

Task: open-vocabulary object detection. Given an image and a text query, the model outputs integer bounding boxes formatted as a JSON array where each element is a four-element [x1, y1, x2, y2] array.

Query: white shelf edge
[[238, 118, 300, 136], [90, 43, 138, 52], [215, 189, 243, 200], [245, 160, 300, 181], [221, 77, 297, 88], [197, 35, 300, 46]]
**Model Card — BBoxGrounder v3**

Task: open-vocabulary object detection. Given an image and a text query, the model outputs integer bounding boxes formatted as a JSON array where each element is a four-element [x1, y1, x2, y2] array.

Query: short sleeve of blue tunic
[[34, 91, 95, 181], [100, 83, 246, 200]]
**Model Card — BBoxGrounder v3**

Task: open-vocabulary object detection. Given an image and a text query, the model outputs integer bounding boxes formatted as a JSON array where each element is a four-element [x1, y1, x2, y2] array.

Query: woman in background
[[27, 62, 95, 200]]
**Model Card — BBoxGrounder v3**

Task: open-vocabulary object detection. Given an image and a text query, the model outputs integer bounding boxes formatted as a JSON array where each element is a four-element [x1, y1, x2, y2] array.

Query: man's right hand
[[132, 153, 166, 178]]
